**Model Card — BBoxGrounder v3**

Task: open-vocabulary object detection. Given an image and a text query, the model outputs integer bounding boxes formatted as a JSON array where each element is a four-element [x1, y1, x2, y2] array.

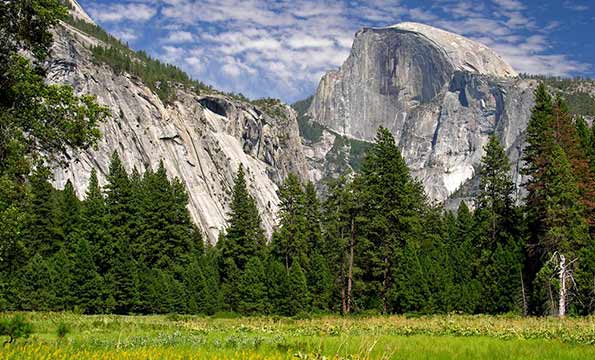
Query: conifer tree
[[137, 161, 194, 267], [475, 136, 523, 313], [356, 127, 426, 313], [26, 170, 60, 257], [183, 256, 206, 314], [105, 152, 133, 245], [541, 145, 588, 256], [69, 238, 102, 313], [82, 169, 111, 275], [48, 248, 73, 311], [237, 257, 267, 314], [304, 182, 323, 251], [286, 262, 309, 316], [273, 174, 308, 271], [105, 238, 138, 314], [219, 165, 266, 272], [198, 246, 223, 314], [61, 180, 82, 238], [266, 259, 290, 315], [551, 97, 595, 234], [447, 202, 481, 313], [420, 206, 453, 313], [12, 254, 55, 311], [322, 175, 358, 313]]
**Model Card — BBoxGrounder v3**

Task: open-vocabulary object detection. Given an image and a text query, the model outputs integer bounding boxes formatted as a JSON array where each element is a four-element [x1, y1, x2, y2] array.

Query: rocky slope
[[48, 5, 308, 242], [307, 22, 536, 203]]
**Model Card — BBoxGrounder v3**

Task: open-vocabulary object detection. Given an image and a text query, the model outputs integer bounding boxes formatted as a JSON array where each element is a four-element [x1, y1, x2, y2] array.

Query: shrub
[[0, 314, 33, 344], [56, 321, 70, 339]]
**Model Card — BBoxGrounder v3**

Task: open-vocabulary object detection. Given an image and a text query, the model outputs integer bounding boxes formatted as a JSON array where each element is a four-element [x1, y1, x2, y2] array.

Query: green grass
[[1, 313, 594, 359]]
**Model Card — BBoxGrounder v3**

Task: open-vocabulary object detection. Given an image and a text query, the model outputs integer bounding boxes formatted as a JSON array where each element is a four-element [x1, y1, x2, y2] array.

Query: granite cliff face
[[49, 9, 308, 242], [308, 22, 536, 202]]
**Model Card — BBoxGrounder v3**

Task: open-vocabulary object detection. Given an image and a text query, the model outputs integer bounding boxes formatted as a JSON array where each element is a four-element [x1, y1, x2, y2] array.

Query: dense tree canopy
[[0, 1, 593, 317]]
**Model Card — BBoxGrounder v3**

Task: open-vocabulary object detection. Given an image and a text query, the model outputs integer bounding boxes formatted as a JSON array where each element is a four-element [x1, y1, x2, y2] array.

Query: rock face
[[49, 18, 308, 242], [308, 22, 536, 202]]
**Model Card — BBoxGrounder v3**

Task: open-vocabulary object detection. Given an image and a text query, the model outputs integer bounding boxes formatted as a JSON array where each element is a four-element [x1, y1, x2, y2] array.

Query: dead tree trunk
[[346, 217, 355, 314], [559, 254, 567, 317], [340, 260, 347, 314], [520, 268, 528, 316]]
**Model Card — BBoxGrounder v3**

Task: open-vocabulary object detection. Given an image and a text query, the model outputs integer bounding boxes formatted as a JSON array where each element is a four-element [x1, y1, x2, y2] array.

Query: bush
[[56, 321, 70, 339], [211, 311, 240, 319], [0, 314, 33, 344], [293, 311, 312, 320]]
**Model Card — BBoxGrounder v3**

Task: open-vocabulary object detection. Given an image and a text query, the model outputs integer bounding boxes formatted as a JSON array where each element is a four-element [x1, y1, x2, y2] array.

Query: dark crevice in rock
[[198, 98, 228, 117]]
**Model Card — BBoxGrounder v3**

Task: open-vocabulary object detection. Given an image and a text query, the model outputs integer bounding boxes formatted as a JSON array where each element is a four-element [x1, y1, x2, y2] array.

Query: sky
[[77, 0, 595, 103]]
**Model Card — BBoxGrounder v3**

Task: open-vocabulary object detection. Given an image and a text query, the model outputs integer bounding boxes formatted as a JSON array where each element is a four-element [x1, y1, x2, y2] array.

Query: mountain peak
[[383, 22, 517, 78]]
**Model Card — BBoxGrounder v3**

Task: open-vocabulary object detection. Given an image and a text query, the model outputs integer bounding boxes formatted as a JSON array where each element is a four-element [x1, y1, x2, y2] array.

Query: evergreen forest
[[1, 0, 594, 318]]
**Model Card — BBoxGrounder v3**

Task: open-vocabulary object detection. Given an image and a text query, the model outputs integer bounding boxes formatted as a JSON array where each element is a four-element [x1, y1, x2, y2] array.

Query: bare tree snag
[[559, 254, 567, 317]]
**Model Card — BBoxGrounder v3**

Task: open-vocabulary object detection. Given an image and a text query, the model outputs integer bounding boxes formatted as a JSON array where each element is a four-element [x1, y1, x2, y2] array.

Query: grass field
[[1, 313, 594, 359]]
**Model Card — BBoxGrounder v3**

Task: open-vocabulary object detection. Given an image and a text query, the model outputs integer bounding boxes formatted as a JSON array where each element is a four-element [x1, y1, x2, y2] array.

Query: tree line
[[2, 83, 594, 316], [1, 0, 594, 317]]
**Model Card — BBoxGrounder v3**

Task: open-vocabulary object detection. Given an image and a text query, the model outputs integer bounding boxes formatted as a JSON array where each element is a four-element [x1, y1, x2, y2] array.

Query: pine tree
[[219, 165, 266, 273], [137, 161, 194, 268], [420, 206, 453, 313], [272, 174, 308, 271], [475, 136, 523, 314], [447, 202, 481, 313], [106, 237, 138, 314], [61, 180, 82, 238], [105, 152, 133, 240], [551, 97, 595, 235], [220, 257, 241, 311], [12, 254, 55, 311], [266, 259, 289, 315], [198, 246, 223, 315], [69, 238, 102, 313], [183, 255, 206, 314], [303, 182, 323, 252], [237, 257, 267, 314], [26, 170, 60, 257], [82, 169, 111, 275], [286, 262, 309, 316], [301, 182, 331, 310], [322, 175, 357, 313], [541, 145, 588, 256], [526, 139, 589, 314], [356, 127, 426, 313], [48, 248, 73, 311]]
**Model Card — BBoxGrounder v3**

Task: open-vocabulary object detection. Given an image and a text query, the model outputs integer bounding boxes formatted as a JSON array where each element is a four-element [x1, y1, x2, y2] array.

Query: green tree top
[[220, 165, 266, 271]]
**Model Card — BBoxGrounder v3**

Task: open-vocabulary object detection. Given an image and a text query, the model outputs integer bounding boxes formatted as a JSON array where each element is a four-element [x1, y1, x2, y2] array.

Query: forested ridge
[[1, 0, 594, 317]]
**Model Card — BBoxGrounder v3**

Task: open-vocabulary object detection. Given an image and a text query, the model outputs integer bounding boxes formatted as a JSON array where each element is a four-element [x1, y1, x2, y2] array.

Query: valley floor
[[1, 313, 594, 359]]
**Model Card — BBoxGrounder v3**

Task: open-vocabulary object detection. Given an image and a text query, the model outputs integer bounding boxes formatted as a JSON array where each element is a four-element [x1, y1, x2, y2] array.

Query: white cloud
[[88, 3, 156, 23], [165, 31, 194, 43], [112, 29, 138, 42], [287, 35, 335, 49], [563, 1, 589, 11], [491, 0, 525, 11]]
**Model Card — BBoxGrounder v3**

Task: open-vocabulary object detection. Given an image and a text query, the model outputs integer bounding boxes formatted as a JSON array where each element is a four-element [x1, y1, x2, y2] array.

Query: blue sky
[[77, 0, 595, 103]]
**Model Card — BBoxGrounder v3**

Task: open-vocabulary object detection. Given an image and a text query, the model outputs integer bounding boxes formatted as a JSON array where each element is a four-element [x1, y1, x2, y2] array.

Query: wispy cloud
[[164, 31, 193, 43], [563, 1, 589, 12], [87, 3, 156, 23]]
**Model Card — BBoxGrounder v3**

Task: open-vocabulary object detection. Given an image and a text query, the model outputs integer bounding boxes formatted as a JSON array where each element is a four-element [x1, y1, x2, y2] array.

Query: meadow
[[1, 313, 594, 359]]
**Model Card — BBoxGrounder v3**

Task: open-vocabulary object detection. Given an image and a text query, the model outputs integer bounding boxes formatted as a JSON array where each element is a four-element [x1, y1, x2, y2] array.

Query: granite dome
[[388, 22, 517, 78]]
